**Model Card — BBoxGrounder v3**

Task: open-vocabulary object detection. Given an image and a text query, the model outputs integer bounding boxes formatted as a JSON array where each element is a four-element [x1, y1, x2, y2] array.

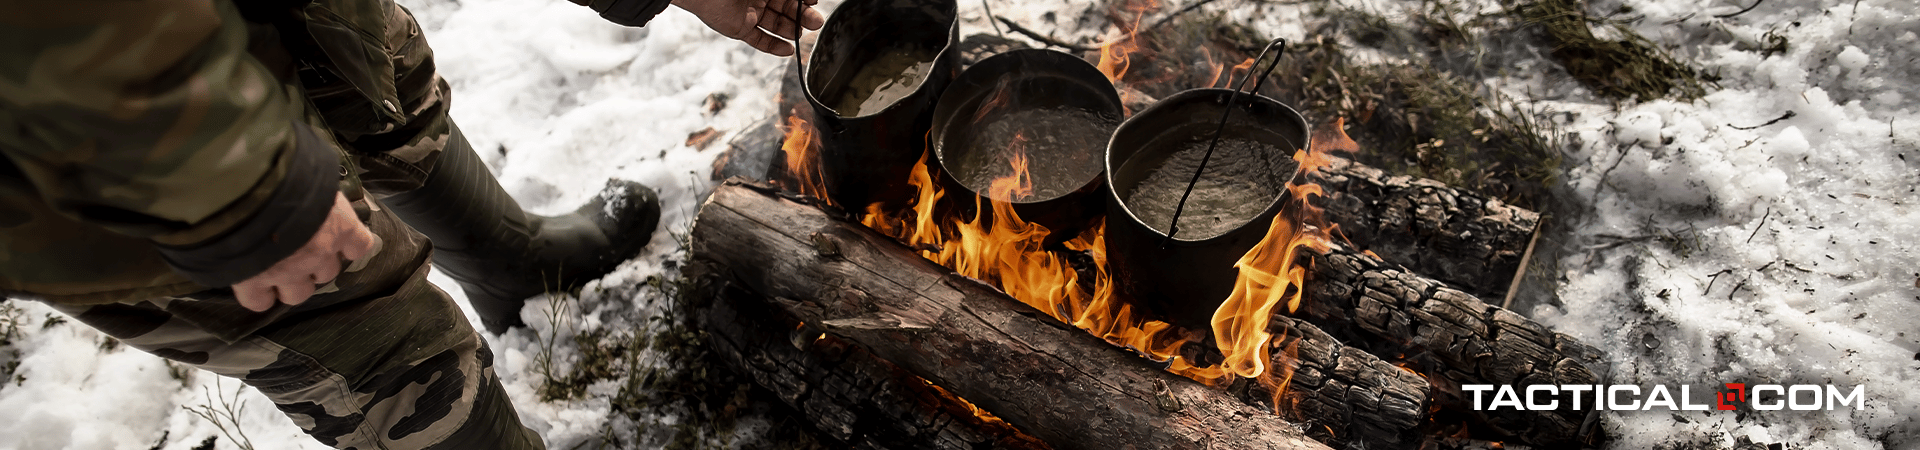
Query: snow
[[1, 0, 1917, 448]]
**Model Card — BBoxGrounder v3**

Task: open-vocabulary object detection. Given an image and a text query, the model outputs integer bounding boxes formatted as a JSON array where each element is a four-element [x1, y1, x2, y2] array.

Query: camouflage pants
[[51, 202, 543, 450]]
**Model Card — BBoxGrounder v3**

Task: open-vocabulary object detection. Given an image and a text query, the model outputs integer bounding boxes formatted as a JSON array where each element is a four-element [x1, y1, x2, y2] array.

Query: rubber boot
[[382, 124, 660, 333]]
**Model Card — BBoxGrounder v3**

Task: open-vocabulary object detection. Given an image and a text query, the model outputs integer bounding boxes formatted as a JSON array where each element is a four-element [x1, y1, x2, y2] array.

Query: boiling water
[[1122, 137, 1294, 240], [951, 107, 1115, 202], [835, 48, 936, 117]]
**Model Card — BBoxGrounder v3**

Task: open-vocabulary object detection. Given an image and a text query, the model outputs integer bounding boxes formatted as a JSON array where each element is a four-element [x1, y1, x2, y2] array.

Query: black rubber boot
[[383, 124, 660, 333]]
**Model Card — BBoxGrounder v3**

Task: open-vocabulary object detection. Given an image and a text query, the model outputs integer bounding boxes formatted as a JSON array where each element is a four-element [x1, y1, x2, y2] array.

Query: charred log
[[689, 181, 1331, 450], [1298, 248, 1609, 447], [1241, 314, 1431, 450], [1314, 157, 1541, 301]]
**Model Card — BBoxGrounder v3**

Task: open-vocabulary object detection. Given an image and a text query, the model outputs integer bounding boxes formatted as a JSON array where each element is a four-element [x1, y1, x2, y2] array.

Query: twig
[[1502, 223, 1544, 310], [1745, 206, 1772, 243], [1147, 0, 1222, 32], [1730, 110, 1796, 130], [184, 380, 257, 450], [981, 0, 1004, 37], [1727, 279, 1748, 300], [1714, 0, 1764, 18], [1592, 144, 1632, 198], [1703, 268, 1733, 295], [995, 17, 1095, 53]]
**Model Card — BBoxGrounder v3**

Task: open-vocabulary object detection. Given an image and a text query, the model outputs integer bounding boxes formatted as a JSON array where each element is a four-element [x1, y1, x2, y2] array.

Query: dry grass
[[1514, 0, 1710, 102]]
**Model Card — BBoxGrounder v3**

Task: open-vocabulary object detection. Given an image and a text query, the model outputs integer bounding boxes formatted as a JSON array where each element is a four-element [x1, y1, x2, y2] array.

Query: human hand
[[671, 0, 825, 57], [231, 192, 375, 312]]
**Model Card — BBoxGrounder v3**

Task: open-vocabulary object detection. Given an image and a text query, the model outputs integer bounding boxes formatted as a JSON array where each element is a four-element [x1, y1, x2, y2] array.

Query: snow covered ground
[[0, 0, 1915, 449], [1526, 0, 1920, 446]]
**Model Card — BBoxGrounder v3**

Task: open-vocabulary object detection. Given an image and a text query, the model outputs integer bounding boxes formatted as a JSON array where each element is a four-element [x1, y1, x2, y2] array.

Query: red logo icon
[[1717, 383, 1747, 410]]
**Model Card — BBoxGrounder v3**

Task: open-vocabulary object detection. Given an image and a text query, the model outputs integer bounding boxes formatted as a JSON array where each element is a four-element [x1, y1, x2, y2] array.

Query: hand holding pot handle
[[672, 0, 826, 57]]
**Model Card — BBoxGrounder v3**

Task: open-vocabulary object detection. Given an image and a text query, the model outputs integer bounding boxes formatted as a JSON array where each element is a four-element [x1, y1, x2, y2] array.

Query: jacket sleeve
[[569, 0, 675, 28], [0, 0, 341, 288]]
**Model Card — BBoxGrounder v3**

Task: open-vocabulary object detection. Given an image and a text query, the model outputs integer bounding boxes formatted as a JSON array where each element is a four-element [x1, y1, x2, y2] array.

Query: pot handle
[[1161, 38, 1289, 248]]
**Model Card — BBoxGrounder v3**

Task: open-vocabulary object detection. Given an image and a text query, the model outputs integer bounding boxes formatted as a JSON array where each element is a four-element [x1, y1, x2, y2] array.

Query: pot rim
[[800, 0, 960, 120], [930, 48, 1123, 205], [1103, 87, 1311, 245]]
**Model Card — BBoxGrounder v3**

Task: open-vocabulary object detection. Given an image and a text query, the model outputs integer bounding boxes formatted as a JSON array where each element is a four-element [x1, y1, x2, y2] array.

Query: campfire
[[693, 0, 1606, 448]]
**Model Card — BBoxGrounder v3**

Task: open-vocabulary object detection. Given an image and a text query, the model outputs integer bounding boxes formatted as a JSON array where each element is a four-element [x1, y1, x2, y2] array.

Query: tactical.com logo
[[1461, 383, 1866, 411]]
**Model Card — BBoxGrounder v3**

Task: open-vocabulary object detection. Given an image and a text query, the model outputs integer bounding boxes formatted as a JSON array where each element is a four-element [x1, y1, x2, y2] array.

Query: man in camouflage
[[0, 0, 823, 448]]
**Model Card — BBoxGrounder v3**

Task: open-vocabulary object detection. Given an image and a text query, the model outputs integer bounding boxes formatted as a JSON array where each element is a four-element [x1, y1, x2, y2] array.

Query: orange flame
[[1096, 0, 1163, 115], [987, 135, 1037, 202], [920, 377, 1014, 428], [863, 147, 1225, 383], [779, 114, 830, 202], [835, 0, 1369, 409], [1215, 57, 1257, 89], [1206, 120, 1354, 384], [1257, 327, 1302, 415], [970, 78, 1019, 126], [854, 116, 1366, 394], [1212, 186, 1331, 379]]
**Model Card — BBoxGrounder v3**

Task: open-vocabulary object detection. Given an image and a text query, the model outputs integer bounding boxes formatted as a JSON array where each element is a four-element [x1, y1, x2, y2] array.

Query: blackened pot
[[930, 49, 1122, 240], [1104, 88, 1310, 330], [801, 0, 959, 210]]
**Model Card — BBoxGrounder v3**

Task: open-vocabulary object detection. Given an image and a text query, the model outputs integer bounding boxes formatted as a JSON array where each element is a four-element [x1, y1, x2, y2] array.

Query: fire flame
[[829, 0, 1367, 417], [1216, 57, 1258, 89], [857, 120, 1360, 392], [779, 113, 830, 202], [1096, 0, 1164, 115], [990, 135, 1037, 202]]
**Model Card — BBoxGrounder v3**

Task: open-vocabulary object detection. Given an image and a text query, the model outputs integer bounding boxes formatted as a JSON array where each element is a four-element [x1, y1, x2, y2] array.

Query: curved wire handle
[[1161, 37, 1289, 247]]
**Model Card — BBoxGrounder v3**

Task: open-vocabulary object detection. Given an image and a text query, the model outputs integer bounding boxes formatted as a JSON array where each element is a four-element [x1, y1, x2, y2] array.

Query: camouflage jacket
[[0, 0, 667, 305]]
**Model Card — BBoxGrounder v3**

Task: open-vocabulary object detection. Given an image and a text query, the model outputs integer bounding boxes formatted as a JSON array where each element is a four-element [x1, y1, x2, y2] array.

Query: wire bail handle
[[1161, 37, 1289, 247]]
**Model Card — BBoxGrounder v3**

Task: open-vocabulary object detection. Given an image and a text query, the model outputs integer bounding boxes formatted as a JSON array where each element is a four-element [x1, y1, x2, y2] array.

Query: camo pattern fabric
[[295, 0, 458, 196], [50, 203, 544, 450], [0, 0, 460, 305], [6, 1, 544, 448]]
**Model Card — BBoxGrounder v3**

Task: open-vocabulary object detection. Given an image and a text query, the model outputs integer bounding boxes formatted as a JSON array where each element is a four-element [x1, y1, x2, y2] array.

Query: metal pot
[[1103, 86, 1310, 330], [800, 0, 959, 210], [930, 49, 1122, 240]]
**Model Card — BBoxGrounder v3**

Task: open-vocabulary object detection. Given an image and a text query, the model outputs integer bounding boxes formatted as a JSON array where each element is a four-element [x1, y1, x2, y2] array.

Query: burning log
[[1243, 314, 1431, 449], [1313, 157, 1542, 301], [1298, 248, 1609, 447], [737, 33, 1544, 303], [689, 181, 1331, 450]]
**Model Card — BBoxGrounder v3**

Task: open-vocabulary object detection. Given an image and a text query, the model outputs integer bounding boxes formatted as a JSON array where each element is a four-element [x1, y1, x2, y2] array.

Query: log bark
[[1243, 314, 1430, 450], [693, 277, 1051, 449], [1298, 248, 1609, 447], [1314, 157, 1542, 301], [690, 181, 1331, 450]]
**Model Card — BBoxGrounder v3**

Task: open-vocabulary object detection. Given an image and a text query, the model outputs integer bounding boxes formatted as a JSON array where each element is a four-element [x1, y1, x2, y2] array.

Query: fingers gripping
[[232, 192, 375, 312]]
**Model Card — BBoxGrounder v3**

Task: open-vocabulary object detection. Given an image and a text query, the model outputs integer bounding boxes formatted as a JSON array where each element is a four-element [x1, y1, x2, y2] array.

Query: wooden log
[[693, 277, 1050, 449], [1298, 248, 1609, 447], [690, 181, 1331, 450], [1314, 157, 1542, 301], [1241, 314, 1430, 450]]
